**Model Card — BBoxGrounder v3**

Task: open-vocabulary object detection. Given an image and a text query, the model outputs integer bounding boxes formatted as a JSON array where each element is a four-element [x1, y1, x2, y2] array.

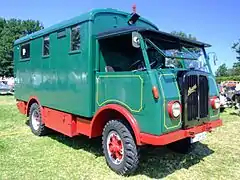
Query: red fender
[[90, 104, 141, 145]]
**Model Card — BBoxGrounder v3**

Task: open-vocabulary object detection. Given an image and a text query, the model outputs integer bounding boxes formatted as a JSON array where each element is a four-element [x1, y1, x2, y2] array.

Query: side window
[[70, 25, 80, 51], [99, 34, 144, 72], [57, 29, 66, 39], [21, 43, 30, 59], [43, 35, 50, 56]]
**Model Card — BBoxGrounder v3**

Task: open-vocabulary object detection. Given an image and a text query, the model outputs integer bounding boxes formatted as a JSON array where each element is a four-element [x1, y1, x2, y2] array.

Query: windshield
[[144, 38, 210, 72]]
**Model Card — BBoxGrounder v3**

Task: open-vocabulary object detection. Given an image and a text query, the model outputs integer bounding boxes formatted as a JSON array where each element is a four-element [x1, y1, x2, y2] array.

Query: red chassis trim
[[140, 119, 222, 146], [16, 99, 222, 146], [16, 100, 141, 144]]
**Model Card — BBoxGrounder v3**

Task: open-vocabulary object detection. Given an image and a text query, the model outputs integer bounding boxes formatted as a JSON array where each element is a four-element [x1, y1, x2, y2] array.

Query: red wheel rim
[[106, 131, 124, 165]]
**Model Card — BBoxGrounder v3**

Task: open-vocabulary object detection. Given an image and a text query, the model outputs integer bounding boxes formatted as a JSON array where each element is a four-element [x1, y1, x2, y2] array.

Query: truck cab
[[96, 26, 220, 134]]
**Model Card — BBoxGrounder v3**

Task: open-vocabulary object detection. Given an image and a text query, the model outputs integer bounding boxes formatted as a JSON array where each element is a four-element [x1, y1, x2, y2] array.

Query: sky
[[1, 0, 239, 72]]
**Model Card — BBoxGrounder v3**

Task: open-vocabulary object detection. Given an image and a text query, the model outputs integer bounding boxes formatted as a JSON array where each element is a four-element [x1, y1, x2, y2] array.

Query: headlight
[[168, 101, 182, 119], [211, 97, 220, 109]]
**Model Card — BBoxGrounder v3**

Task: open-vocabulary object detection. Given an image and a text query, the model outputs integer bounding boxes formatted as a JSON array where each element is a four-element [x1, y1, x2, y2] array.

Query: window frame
[[20, 42, 31, 61], [42, 35, 50, 58], [57, 29, 66, 39], [70, 24, 81, 53]]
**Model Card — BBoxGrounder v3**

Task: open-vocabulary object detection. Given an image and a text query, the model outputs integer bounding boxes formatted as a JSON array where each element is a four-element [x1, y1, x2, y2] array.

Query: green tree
[[231, 39, 240, 76], [171, 31, 197, 41], [232, 39, 240, 61], [171, 31, 200, 54], [0, 18, 43, 77], [168, 31, 200, 66], [215, 63, 229, 77], [231, 62, 240, 76]]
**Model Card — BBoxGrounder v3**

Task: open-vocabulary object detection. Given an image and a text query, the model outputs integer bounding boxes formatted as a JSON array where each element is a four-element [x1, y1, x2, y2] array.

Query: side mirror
[[132, 32, 141, 48], [207, 52, 218, 66]]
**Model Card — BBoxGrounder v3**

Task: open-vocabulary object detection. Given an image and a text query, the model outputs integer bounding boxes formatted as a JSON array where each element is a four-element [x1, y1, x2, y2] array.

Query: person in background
[[235, 82, 240, 91], [7, 77, 14, 87], [234, 82, 240, 110]]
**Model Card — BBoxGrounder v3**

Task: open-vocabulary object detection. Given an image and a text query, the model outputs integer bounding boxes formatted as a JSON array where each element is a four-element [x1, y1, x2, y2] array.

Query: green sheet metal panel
[[14, 21, 93, 117], [92, 12, 157, 35], [158, 71, 182, 133], [96, 71, 161, 135], [208, 74, 220, 120], [95, 70, 182, 136], [96, 73, 143, 113]]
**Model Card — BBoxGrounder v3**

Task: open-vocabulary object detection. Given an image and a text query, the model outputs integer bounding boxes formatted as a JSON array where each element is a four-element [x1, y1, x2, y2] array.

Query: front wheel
[[102, 120, 139, 175]]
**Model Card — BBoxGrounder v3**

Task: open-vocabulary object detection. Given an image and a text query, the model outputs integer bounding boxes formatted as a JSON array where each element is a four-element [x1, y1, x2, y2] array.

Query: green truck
[[14, 8, 222, 175]]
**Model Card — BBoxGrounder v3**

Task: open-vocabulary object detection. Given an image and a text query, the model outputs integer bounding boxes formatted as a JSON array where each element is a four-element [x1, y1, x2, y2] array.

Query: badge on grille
[[188, 84, 197, 96]]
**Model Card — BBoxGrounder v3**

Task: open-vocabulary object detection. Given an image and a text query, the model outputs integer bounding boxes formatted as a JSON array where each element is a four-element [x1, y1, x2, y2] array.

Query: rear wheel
[[102, 120, 139, 175], [29, 103, 48, 136], [167, 138, 195, 154]]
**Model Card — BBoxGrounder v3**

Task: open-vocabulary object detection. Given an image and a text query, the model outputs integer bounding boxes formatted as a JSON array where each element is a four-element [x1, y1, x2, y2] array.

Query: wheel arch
[[90, 104, 141, 145], [26, 96, 43, 117]]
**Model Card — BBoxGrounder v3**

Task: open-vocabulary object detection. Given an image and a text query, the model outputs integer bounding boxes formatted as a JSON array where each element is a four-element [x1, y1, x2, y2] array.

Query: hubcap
[[31, 109, 40, 130], [106, 131, 124, 165]]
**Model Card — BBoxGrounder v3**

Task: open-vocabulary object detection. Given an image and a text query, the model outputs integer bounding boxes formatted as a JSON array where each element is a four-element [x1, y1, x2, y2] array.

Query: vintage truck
[[14, 8, 222, 175]]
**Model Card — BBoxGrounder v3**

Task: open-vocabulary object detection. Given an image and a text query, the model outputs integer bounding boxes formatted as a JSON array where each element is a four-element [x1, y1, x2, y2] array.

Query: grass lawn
[[0, 95, 240, 180]]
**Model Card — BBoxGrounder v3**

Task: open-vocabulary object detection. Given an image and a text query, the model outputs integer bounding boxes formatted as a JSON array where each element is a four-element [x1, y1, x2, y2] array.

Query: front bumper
[[140, 119, 222, 145]]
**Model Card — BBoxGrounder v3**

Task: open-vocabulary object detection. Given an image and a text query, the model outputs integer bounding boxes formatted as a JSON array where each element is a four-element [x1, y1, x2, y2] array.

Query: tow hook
[[188, 131, 195, 137], [206, 126, 212, 132]]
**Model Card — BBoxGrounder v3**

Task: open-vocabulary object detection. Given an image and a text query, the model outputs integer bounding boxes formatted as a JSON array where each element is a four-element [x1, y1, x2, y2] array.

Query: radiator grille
[[186, 75, 198, 121], [199, 75, 209, 118], [184, 74, 209, 122]]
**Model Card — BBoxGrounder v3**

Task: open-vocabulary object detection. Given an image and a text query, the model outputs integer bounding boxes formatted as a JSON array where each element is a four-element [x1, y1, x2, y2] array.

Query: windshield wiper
[[145, 38, 198, 60], [181, 46, 199, 60], [145, 38, 166, 57]]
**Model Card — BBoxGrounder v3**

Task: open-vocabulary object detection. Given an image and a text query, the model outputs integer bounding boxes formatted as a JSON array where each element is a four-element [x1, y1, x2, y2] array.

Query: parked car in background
[[218, 84, 230, 112], [0, 80, 14, 95], [219, 94, 228, 112]]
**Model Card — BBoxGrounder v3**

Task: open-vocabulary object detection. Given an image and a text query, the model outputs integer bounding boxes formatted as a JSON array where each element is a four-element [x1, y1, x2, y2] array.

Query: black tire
[[167, 138, 195, 154], [29, 103, 48, 136], [220, 107, 225, 113], [102, 120, 139, 176]]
